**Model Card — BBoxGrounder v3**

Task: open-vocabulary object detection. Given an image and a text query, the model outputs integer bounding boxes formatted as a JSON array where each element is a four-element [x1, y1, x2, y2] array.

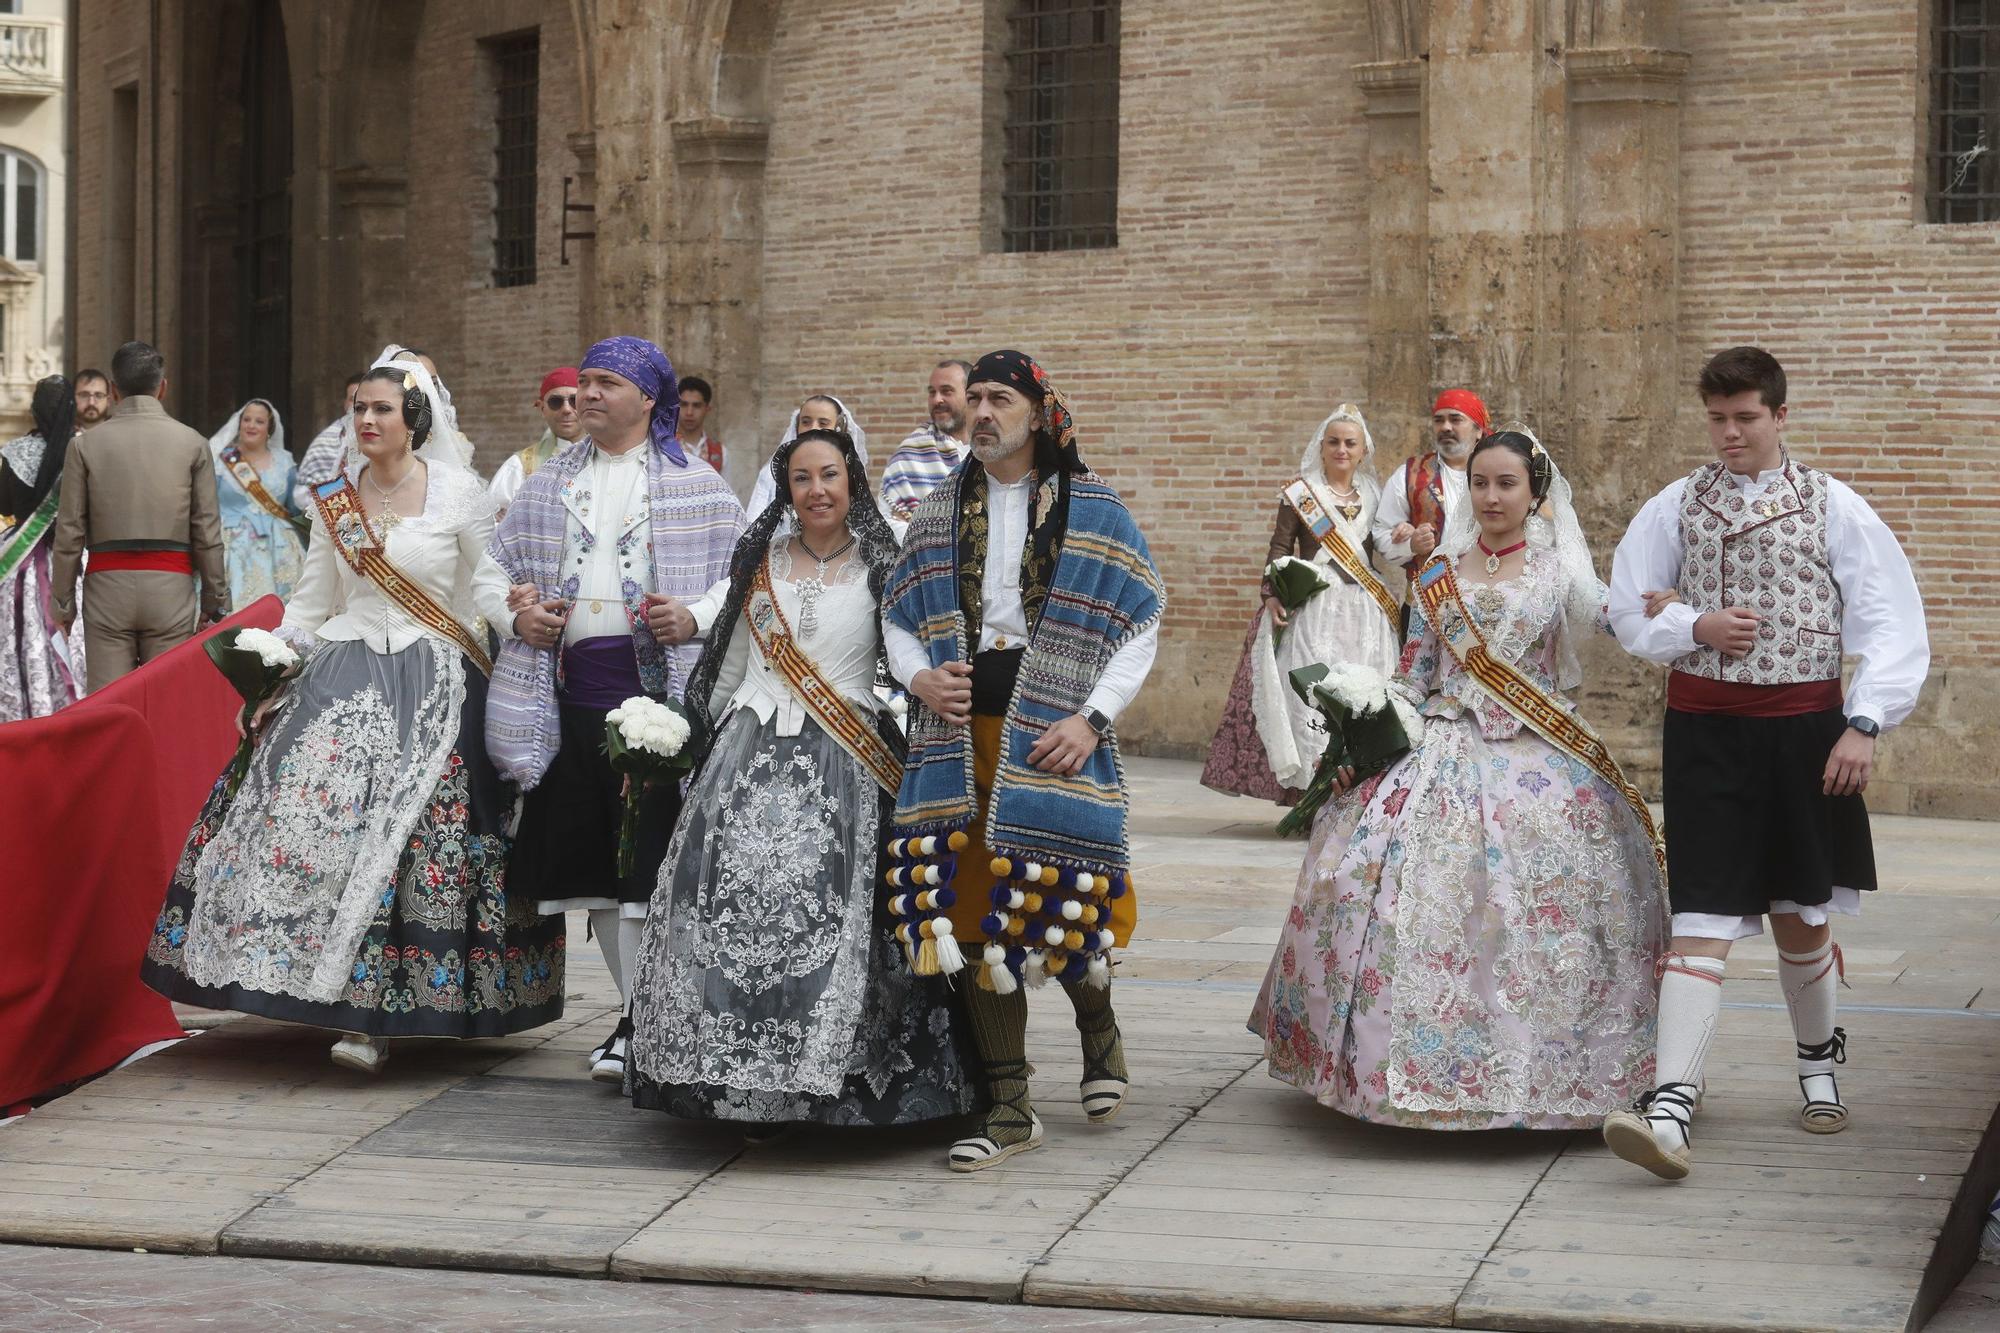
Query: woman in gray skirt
[[143, 356, 565, 1073], [627, 428, 981, 1135]]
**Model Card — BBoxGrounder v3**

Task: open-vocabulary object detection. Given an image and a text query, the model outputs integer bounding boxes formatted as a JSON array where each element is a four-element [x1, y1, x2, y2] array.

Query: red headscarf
[[1431, 388, 1489, 431], [538, 366, 579, 401]]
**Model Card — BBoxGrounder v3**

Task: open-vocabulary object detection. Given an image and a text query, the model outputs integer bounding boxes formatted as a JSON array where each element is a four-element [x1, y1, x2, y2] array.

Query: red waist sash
[[1667, 671, 1841, 718], [87, 550, 194, 575]]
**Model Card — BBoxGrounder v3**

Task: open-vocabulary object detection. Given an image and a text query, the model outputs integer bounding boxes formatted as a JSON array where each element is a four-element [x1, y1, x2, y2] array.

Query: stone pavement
[[1, 758, 1996, 1332]]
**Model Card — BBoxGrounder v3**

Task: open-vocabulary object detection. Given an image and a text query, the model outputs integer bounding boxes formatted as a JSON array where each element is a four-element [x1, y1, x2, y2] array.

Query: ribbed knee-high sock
[[588, 908, 624, 1001], [616, 915, 645, 1014], [1778, 941, 1843, 1097], [1648, 954, 1726, 1147], [961, 984, 1033, 1145], [1061, 977, 1128, 1083]]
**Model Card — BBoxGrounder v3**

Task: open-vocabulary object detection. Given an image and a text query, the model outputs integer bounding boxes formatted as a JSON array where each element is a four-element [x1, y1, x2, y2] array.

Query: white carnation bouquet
[[204, 625, 303, 798], [1276, 662, 1421, 838], [603, 696, 697, 876]]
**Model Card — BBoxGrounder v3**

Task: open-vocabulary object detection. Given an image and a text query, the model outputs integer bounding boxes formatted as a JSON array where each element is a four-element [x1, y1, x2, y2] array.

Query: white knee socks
[[589, 908, 626, 1004], [1647, 954, 1727, 1147], [616, 915, 646, 1014], [1778, 941, 1844, 1103]]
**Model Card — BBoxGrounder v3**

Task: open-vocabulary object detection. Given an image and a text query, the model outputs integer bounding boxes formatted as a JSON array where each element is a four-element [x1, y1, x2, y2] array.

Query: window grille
[[1930, 0, 2000, 222], [490, 32, 540, 286], [1002, 0, 1119, 252]]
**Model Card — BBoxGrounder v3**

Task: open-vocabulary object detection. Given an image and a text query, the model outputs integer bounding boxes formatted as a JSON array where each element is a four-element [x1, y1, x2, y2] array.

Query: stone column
[[668, 116, 769, 496], [1353, 57, 1428, 464], [1561, 36, 1690, 785], [585, 0, 675, 339], [1422, 3, 1569, 432]]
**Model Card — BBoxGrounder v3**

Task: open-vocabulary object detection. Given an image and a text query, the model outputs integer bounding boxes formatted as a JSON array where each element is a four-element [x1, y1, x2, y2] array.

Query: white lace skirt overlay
[[180, 638, 466, 1004], [628, 708, 883, 1100], [1248, 577, 1401, 790]]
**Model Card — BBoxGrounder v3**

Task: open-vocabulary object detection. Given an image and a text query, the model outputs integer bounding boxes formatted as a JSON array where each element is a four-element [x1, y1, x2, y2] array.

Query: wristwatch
[[1083, 708, 1113, 736], [1846, 715, 1880, 738]]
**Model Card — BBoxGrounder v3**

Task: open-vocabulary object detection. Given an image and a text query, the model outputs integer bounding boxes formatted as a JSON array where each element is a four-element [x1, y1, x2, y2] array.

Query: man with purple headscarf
[[486, 335, 744, 1083]]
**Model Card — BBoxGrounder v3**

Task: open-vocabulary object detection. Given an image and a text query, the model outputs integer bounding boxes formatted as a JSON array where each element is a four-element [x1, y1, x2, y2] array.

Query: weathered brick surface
[[68, 0, 1997, 814]]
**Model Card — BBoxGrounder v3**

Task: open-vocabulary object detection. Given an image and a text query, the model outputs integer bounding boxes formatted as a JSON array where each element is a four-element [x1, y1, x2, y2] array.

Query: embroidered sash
[[0, 485, 59, 583], [743, 553, 904, 795], [223, 447, 308, 533], [1415, 556, 1664, 875], [311, 476, 494, 676], [1282, 477, 1399, 630]]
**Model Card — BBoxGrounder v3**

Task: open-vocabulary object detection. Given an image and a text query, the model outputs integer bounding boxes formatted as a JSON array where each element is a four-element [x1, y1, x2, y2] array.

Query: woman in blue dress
[[210, 398, 305, 609]]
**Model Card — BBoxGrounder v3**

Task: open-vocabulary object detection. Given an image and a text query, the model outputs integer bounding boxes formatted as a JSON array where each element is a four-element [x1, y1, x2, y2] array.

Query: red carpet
[[0, 597, 283, 1108]]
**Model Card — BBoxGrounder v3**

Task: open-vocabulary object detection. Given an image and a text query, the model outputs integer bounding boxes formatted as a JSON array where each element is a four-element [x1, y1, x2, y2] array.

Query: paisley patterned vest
[[1672, 457, 1843, 684]]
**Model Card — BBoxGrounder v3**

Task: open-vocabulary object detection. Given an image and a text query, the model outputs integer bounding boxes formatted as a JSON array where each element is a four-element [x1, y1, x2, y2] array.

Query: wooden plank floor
[[4, 772, 1996, 1331]]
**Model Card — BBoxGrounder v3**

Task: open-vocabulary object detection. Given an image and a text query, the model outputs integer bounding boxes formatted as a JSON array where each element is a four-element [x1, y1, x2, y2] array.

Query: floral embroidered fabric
[[1248, 548, 1665, 1127], [143, 637, 565, 1035]]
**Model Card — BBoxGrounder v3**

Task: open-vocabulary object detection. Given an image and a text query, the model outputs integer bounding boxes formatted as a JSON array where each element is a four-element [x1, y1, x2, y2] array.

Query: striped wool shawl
[[884, 466, 1164, 872], [485, 438, 744, 789]]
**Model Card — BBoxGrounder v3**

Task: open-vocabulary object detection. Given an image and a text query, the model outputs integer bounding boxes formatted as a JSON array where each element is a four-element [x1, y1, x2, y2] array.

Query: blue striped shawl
[[485, 438, 744, 789], [884, 467, 1164, 872]]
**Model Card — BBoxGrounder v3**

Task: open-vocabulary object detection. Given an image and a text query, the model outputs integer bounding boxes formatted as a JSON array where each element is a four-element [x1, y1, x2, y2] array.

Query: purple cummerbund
[[560, 636, 645, 712]]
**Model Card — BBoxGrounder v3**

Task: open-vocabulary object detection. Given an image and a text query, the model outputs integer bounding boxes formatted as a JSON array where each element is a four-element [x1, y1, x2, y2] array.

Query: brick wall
[[754, 0, 1375, 750], [1673, 0, 2000, 816], [69, 0, 1998, 816], [394, 2, 585, 477]]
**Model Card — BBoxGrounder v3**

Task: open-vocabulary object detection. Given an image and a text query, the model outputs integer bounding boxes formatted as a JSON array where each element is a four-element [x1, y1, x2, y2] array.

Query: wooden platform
[[4, 766, 1997, 1332]]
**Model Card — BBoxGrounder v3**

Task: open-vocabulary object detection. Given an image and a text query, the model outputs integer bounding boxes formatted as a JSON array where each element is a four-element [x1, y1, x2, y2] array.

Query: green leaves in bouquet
[[1263, 557, 1330, 642], [1275, 664, 1415, 839], [202, 628, 296, 801]]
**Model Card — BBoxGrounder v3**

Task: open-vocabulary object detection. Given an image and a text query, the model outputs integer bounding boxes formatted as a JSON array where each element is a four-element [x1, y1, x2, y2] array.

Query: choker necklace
[[1478, 536, 1527, 575]]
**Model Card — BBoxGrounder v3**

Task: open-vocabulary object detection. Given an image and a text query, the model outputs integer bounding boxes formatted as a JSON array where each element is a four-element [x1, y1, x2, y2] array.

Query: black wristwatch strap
[[1846, 715, 1879, 738]]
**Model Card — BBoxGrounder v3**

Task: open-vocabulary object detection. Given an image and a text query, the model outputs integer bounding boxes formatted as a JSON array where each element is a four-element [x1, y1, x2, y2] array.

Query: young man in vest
[[1601, 345, 1929, 1180]]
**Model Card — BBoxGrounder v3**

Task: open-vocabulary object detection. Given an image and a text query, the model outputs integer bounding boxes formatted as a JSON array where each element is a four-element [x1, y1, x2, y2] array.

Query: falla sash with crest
[[742, 552, 904, 795], [223, 447, 310, 535], [311, 476, 494, 676], [1281, 478, 1400, 629], [1414, 554, 1664, 875]]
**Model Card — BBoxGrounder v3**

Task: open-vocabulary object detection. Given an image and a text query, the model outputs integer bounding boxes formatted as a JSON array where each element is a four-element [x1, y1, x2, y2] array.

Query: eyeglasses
[[545, 393, 577, 409]]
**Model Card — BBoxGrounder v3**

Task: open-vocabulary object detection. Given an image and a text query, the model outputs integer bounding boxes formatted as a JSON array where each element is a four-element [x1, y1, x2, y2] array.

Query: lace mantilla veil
[[328, 345, 496, 636], [1297, 402, 1382, 541], [1436, 425, 1608, 689], [207, 398, 289, 463]]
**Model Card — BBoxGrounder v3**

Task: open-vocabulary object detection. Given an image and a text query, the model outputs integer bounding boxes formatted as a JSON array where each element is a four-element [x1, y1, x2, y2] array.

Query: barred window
[[489, 31, 539, 286], [1002, 0, 1119, 253], [1929, 0, 2000, 223]]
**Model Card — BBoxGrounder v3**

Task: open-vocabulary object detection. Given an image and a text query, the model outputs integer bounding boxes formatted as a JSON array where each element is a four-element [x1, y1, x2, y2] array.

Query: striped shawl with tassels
[[883, 464, 1163, 985]]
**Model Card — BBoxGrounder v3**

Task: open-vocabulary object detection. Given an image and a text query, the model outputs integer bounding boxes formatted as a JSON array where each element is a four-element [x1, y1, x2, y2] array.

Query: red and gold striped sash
[[222, 446, 303, 529], [744, 554, 903, 795], [1282, 477, 1400, 629], [1415, 556, 1664, 875], [311, 476, 493, 676]]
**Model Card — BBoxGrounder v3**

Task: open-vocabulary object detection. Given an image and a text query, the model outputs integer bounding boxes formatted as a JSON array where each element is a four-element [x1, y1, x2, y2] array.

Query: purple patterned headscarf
[[580, 335, 684, 464]]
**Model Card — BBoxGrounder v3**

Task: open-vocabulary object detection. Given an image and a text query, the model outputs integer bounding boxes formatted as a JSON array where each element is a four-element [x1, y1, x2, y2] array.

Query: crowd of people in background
[[0, 333, 1932, 1189]]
